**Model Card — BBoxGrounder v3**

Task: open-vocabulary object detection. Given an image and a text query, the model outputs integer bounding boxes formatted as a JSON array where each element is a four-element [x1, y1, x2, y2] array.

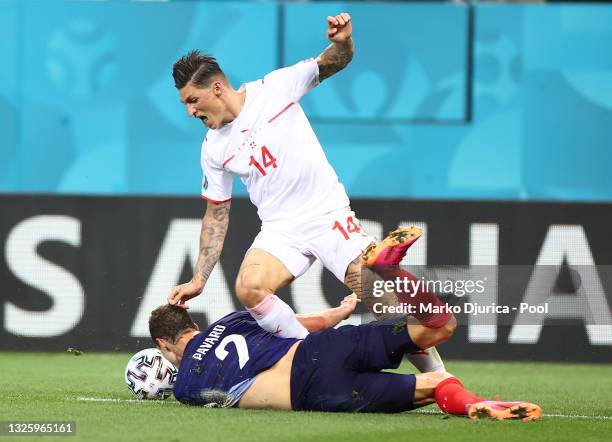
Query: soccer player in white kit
[[168, 12, 447, 373]]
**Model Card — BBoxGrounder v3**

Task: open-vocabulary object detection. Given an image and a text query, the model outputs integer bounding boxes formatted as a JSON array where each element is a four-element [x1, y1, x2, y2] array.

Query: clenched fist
[[327, 12, 352, 43]]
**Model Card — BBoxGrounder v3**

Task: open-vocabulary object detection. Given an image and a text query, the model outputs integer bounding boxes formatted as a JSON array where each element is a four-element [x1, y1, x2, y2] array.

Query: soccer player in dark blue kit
[[149, 296, 542, 420]]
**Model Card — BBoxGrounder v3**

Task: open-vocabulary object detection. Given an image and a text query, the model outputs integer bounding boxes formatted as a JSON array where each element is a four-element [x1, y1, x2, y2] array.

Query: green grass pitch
[[3, 352, 611, 441]]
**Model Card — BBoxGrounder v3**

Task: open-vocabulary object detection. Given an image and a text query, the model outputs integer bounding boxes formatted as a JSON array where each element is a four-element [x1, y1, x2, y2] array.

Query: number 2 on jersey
[[215, 334, 250, 369], [249, 145, 277, 176]]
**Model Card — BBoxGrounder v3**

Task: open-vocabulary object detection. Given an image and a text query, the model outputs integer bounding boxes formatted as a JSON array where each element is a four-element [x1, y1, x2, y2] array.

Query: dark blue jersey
[[173, 311, 299, 407]]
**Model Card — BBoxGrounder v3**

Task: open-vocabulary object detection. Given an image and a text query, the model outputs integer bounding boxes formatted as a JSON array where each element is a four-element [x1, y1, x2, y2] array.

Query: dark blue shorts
[[290, 315, 420, 413]]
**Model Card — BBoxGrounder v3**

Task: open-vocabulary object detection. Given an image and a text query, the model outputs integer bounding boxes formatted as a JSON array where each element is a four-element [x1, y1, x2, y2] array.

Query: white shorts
[[249, 208, 374, 282]]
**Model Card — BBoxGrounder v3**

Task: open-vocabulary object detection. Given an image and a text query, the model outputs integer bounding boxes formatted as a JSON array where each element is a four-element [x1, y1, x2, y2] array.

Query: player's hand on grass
[[167, 279, 204, 308], [339, 293, 360, 319], [327, 12, 352, 43]]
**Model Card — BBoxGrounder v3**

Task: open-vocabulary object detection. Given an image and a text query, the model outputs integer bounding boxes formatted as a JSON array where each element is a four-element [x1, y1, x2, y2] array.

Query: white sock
[[247, 294, 308, 339], [407, 346, 445, 372]]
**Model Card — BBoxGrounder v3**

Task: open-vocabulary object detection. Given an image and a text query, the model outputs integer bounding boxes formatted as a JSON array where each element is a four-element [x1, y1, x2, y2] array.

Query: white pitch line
[[543, 413, 612, 420], [75, 397, 180, 404], [74, 398, 611, 420], [414, 409, 612, 421]]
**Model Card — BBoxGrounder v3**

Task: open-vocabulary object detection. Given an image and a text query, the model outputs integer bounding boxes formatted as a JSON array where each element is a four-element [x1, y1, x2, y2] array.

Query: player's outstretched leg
[[360, 226, 451, 325], [359, 227, 451, 372], [429, 374, 542, 421]]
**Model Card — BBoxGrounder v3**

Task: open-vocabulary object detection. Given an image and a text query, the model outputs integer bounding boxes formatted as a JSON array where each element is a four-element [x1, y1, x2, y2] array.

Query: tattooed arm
[[316, 12, 354, 82], [193, 200, 231, 286], [167, 200, 231, 307]]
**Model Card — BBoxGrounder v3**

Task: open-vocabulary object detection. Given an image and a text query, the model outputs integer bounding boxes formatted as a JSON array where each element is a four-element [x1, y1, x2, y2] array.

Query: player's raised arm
[[316, 12, 354, 82], [167, 200, 231, 307]]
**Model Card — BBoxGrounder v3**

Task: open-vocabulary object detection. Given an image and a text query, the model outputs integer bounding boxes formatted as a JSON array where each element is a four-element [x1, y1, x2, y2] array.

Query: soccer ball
[[125, 348, 178, 400]]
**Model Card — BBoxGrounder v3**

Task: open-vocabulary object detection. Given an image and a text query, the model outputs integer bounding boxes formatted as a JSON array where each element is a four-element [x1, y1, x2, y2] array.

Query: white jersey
[[199, 59, 350, 223]]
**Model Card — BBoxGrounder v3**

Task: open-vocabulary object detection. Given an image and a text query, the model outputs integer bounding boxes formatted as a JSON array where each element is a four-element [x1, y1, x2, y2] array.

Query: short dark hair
[[149, 305, 197, 345], [172, 50, 225, 89]]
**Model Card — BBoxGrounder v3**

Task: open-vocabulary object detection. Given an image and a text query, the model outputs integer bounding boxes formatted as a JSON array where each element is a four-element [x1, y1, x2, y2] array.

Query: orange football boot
[[468, 400, 542, 421], [361, 226, 423, 268]]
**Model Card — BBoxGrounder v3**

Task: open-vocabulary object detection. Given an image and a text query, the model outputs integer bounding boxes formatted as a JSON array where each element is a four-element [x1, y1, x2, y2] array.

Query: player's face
[[179, 81, 226, 130]]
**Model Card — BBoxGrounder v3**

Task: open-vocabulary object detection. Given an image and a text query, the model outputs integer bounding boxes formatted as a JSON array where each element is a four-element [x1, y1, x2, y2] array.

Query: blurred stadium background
[[2, 0, 612, 423]]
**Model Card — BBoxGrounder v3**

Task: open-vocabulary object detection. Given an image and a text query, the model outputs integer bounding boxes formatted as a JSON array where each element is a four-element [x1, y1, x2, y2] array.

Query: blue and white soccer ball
[[125, 348, 178, 400]]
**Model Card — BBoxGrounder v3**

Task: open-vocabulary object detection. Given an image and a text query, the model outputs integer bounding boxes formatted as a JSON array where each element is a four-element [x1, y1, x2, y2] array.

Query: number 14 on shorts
[[333, 216, 366, 240]]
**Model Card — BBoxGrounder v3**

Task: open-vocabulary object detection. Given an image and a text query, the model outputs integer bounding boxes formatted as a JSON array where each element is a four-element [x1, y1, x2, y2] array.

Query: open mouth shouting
[[197, 115, 209, 126]]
